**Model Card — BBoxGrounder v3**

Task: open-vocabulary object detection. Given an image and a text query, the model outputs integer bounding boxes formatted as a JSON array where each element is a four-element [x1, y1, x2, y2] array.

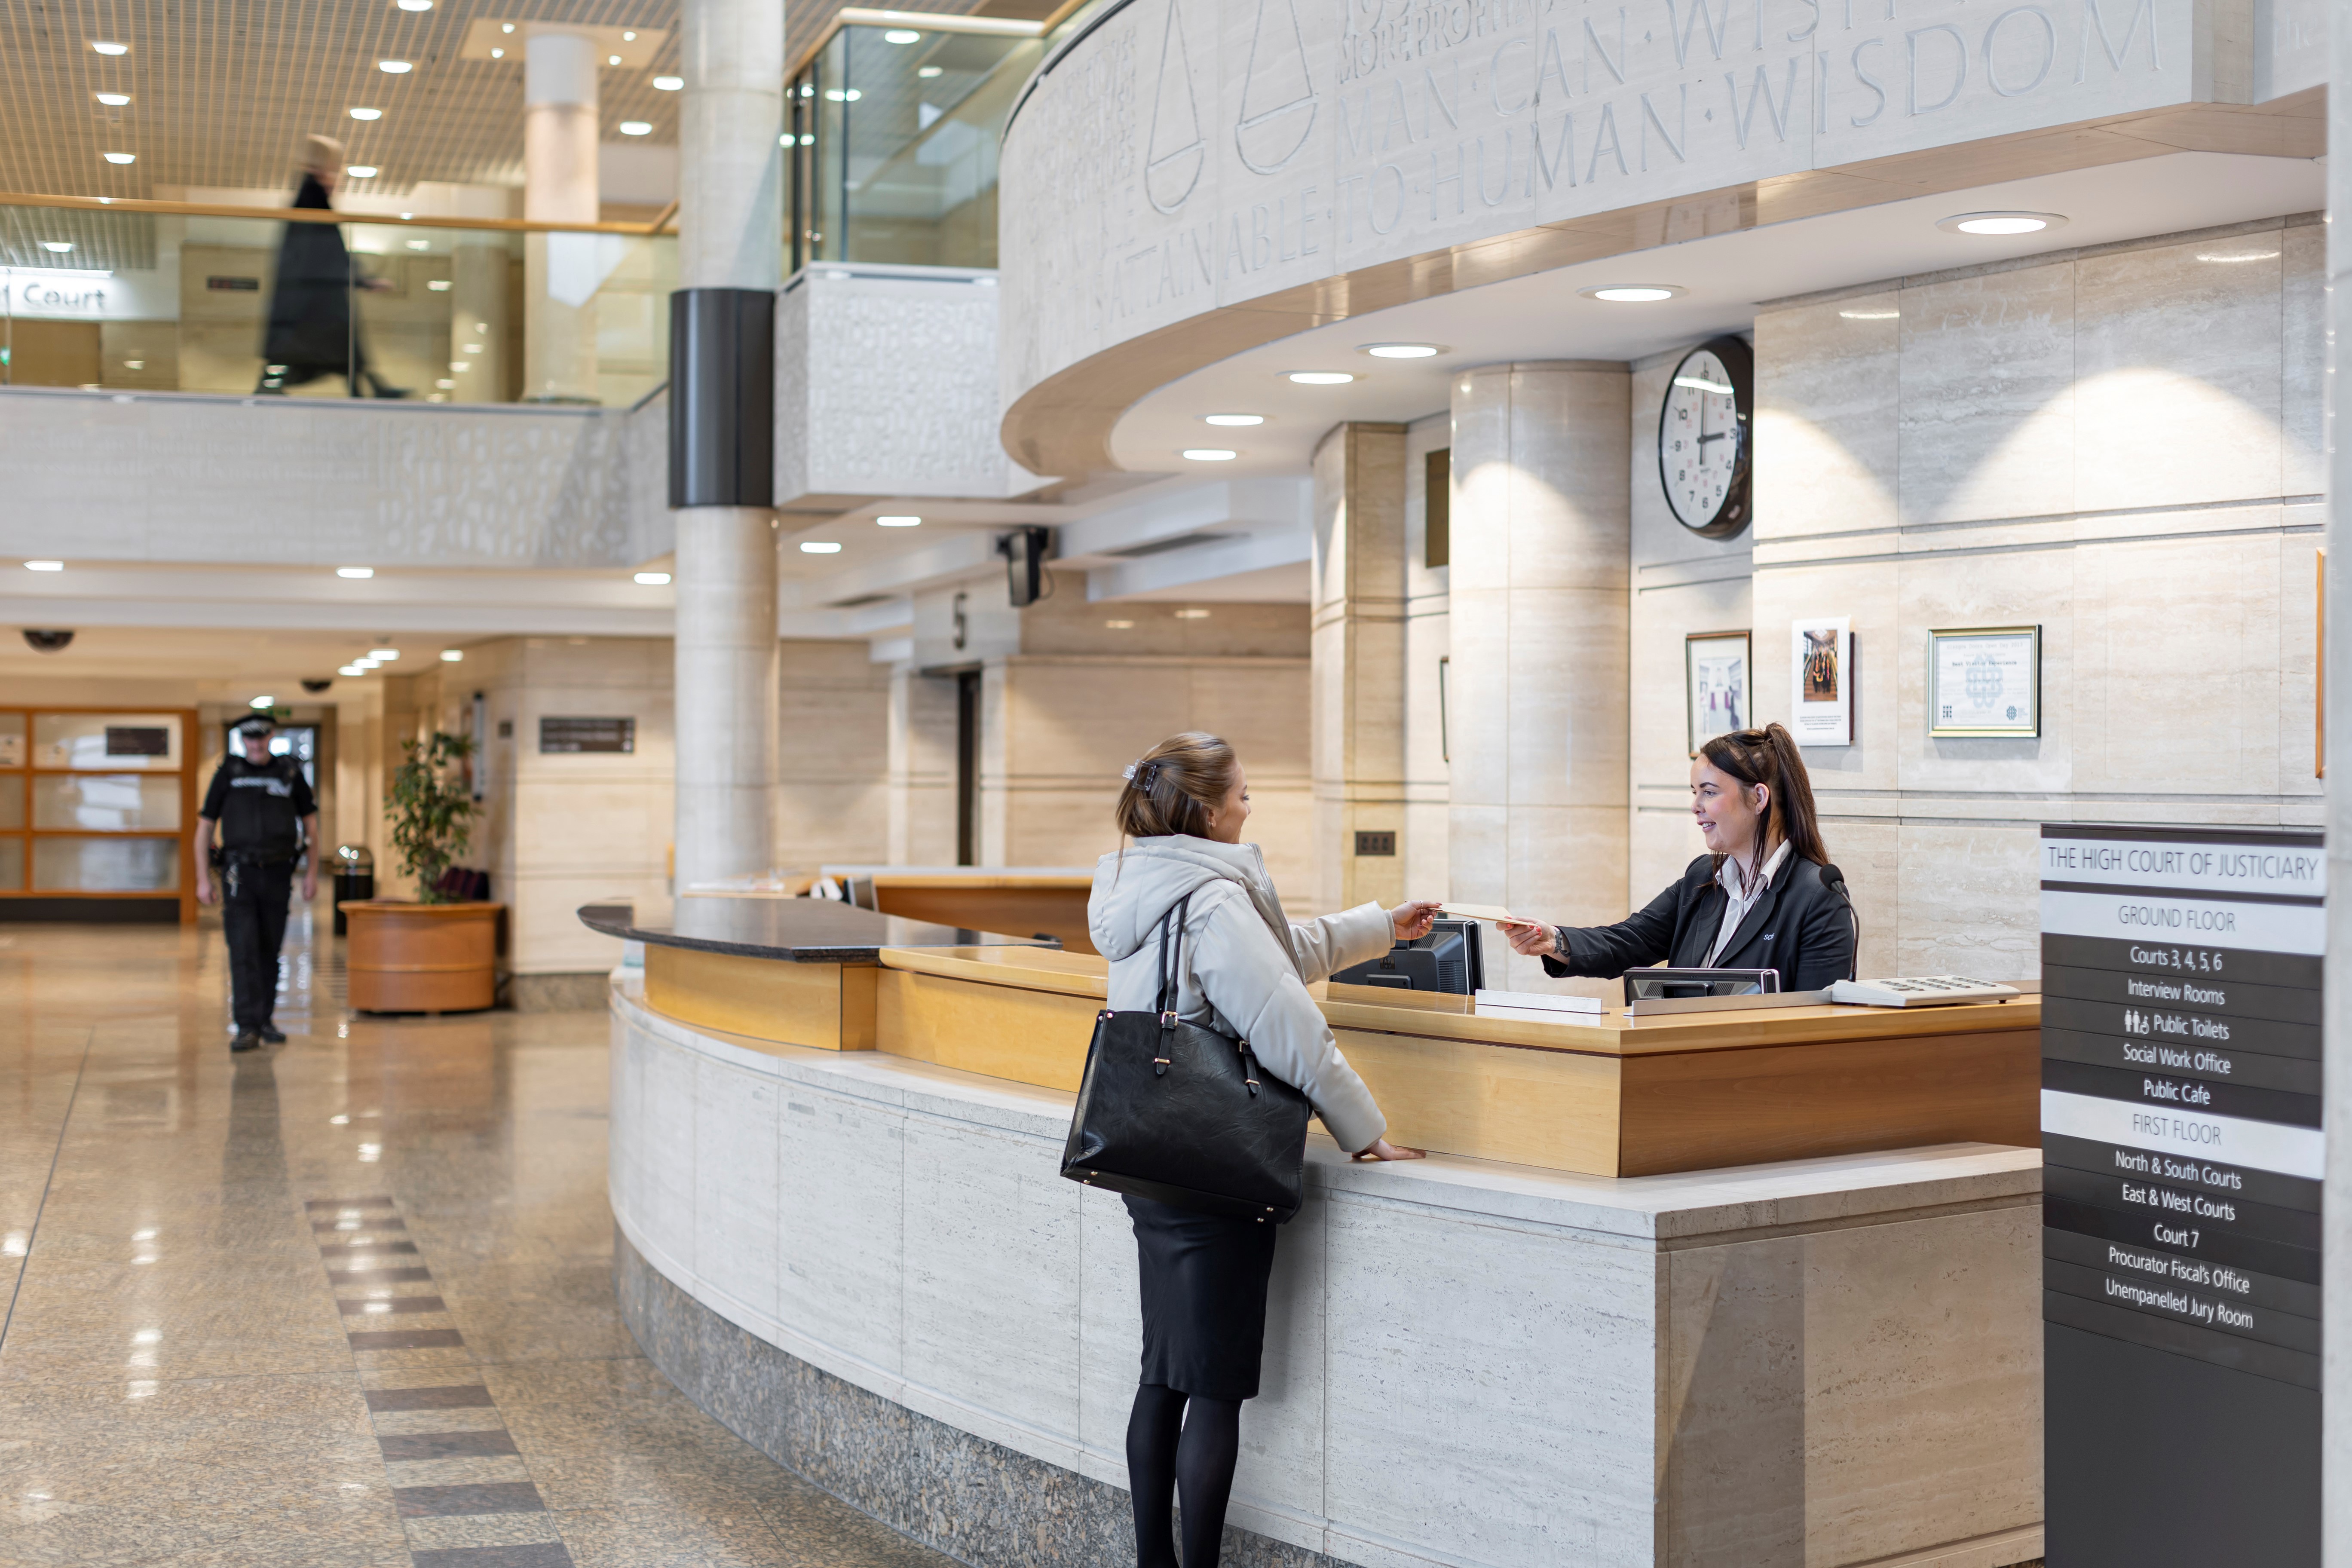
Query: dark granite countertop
[[578, 897, 1061, 964]]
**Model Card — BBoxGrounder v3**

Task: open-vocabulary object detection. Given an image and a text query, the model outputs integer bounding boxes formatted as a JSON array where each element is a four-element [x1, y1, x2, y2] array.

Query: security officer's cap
[[233, 714, 277, 736]]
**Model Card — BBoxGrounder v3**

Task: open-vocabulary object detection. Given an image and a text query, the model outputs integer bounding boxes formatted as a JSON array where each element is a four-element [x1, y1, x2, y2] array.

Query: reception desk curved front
[[595, 898, 2048, 1568]]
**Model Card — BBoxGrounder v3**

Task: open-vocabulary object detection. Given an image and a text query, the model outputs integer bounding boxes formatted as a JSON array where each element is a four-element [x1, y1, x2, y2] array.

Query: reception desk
[[593, 898, 2046, 1568]]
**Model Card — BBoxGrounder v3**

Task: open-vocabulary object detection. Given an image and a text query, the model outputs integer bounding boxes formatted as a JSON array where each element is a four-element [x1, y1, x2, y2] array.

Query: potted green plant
[[343, 731, 502, 1012]]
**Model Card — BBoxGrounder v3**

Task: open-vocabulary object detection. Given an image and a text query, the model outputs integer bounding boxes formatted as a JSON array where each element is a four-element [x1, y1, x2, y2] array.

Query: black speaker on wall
[[668, 288, 775, 509], [997, 526, 1052, 607]]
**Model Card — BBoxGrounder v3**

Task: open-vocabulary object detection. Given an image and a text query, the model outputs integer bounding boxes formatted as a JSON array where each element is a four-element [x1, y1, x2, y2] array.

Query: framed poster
[[1685, 631, 1751, 755], [1929, 626, 2041, 737], [1788, 617, 1853, 746]]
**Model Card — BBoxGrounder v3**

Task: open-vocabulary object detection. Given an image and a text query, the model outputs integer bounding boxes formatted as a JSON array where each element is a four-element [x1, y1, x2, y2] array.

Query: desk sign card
[[1931, 626, 2040, 737], [1788, 617, 1852, 746], [2040, 823, 2323, 1566]]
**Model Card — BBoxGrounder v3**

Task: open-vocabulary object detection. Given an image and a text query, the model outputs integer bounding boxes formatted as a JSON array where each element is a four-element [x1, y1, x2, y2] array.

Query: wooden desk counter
[[873, 946, 2040, 1177]]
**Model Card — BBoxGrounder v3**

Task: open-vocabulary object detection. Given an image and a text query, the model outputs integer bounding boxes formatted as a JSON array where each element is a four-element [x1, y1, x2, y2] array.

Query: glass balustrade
[[787, 14, 1054, 272], [0, 200, 673, 406]]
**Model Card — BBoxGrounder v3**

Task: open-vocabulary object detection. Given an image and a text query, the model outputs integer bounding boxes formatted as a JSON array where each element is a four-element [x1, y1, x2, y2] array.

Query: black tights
[[1126, 1382, 1242, 1568]]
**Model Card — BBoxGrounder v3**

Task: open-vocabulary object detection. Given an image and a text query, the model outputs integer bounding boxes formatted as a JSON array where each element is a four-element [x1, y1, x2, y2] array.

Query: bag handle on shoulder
[[1151, 892, 1193, 1075]]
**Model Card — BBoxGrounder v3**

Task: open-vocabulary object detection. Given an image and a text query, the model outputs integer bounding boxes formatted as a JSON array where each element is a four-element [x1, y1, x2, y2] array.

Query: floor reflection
[[0, 913, 951, 1567]]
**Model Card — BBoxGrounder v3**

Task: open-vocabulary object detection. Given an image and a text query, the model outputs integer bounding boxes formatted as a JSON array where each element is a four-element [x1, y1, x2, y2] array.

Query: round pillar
[[678, 0, 784, 290], [523, 30, 599, 403], [1446, 361, 1632, 990]]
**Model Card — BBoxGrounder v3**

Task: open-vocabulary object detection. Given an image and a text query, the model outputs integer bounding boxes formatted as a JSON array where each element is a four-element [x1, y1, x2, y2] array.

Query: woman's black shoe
[[231, 1031, 262, 1052], [259, 1024, 288, 1044]]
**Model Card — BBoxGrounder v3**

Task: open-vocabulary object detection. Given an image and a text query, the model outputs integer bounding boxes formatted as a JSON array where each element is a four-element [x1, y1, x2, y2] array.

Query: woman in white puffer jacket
[[1090, 731, 1433, 1568]]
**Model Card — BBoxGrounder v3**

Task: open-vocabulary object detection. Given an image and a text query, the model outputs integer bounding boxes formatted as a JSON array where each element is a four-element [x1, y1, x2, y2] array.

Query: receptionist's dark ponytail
[[1699, 723, 1828, 867]]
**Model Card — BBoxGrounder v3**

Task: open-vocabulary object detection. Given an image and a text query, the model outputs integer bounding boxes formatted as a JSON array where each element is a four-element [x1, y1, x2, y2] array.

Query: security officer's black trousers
[[222, 856, 295, 1031]]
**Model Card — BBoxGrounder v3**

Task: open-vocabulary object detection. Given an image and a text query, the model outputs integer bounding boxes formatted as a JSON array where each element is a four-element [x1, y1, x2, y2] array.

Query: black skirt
[[1125, 1193, 1280, 1401]]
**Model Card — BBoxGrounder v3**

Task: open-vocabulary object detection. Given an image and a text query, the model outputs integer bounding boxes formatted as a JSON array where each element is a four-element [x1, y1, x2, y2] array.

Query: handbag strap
[[1151, 892, 1193, 1075]]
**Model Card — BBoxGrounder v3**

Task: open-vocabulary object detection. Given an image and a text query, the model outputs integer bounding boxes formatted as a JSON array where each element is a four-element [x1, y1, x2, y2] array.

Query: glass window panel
[[33, 773, 181, 831], [0, 775, 21, 830], [32, 713, 184, 771], [31, 836, 179, 892], [0, 712, 24, 767], [0, 838, 21, 891]]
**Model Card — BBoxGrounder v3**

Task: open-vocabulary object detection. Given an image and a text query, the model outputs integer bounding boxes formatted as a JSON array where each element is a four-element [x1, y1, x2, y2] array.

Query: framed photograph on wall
[[1789, 616, 1853, 746], [1929, 625, 2041, 737], [1685, 631, 1751, 755]]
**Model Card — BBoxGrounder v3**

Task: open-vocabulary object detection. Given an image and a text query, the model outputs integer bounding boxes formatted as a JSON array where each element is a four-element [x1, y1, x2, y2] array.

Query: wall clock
[[1658, 336, 1754, 539]]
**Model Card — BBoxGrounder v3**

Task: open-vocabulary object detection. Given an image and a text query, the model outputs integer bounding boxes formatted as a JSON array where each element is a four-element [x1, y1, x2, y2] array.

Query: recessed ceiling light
[[349, 107, 382, 120], [501, 21, 514, 31], [347, 165, 379, 178], [800, 541, 842, 553], [1286, 371, 1353, 385], [634, 571, 672, 584], [368, 648, 399, 659], [91, 40, 128, 54], [1937, 211, 2066, 236], [652, 74, 683, 89], [1104, 619, 1135, 628], [619, 120, 652, 135], [1203, 413, 1263, 426], [95, 92, 131, 106], [1174, 608, 1211, 619], [249, 695, 275, 710], [1360, 343, 1445, 358], [439, 649, 464, 661], [1839, 309, 1899, 320], [40, 241, 72, 253], [825, 88, 862, 101], [462, 343, 482, 353], [623, 30, 637, 40], [404, 239, 429, 250], [2196, 249, 2280, 264], [490, 46, 504, 57], [1581, 284, 1682, 302], [103, 151, 136, 164], [378, 59, 413, 73], [125, 359, 144, 369], [435, 377, 455, 387], [354, 659, 380, 670], [337, 567, 374, 579], [24, 560, 63, 572], [604, 53, 620, 64], [884, 28, 921, 42], [918, 65, 941, 77], [338, 665, 367, 677], [1183, 448, 1239, 461], [398, 0, 432, 10], [876, 515, 921, 527]]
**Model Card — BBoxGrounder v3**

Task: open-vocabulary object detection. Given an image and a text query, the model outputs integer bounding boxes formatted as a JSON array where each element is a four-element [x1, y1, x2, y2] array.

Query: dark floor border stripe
[[612, 1227, 1346, 1568], [393, 1482, 545, 1518], [365, 1384, 496, 1412], [307, 1197, 397, 1210], [340, 1296, 447, 1314], [410, 1545, 574, 1568], [380, 1430, 521, 1461], [351, 1328, 466, 1350]]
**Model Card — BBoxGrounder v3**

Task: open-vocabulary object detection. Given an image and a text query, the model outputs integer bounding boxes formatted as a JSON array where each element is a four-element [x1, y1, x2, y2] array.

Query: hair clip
[[1122, 761, 1139, 781], [1124, 760, 1161, 788]]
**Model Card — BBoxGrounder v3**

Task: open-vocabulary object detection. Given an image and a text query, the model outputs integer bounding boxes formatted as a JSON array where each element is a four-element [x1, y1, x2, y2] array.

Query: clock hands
[[1696, 432, 1728, 445]]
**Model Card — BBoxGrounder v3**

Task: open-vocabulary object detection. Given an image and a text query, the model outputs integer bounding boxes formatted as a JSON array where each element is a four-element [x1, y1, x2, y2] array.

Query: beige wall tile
[[1755, 296, 1899, 542], [1897, 262, 2076, 527]]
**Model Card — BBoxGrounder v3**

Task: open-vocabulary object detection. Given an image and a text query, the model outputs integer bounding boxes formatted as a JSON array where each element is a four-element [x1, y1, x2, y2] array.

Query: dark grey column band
[[668, 287, 775, 509]]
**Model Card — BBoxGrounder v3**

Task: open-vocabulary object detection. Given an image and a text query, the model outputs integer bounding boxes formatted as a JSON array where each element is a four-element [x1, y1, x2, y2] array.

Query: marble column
[[670, 0, 784, 887], [523, 29, 599, 403], [1446, 361, 1632, 991], [673, 507, 778, 886], [2321, 9, 2352, 1547], [1311, 421, 1409, 916]]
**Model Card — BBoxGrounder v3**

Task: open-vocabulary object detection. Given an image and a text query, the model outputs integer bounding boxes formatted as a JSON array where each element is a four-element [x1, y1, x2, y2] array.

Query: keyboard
[[1828, 976, 2023, 1008]]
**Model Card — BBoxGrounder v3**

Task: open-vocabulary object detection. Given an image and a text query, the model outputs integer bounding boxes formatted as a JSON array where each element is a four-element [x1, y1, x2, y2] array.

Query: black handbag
[[1060, 891, 1313, 1222]]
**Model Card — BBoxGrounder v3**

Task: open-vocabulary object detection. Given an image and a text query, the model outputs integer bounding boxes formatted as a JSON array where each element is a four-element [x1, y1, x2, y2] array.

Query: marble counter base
[[609, 980, 2049, 1568]]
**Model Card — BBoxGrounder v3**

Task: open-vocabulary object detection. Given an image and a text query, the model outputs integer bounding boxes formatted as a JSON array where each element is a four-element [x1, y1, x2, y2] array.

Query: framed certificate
[[1685, 631, 1750, 755], [1929, 625, 2040, 737], [1789, 617, 1853, 746]]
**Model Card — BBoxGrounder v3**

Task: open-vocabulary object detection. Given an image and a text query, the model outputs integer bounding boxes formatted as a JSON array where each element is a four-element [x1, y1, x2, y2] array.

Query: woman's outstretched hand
[[1501, 919, 1560, 958], [1352, 1138, 1426, 1162], [1389, 900, 1443, 941]]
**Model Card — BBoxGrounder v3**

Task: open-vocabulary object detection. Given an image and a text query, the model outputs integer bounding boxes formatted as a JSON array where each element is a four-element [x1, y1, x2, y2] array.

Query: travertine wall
[[1400, 413, 1453, 907], [1750, 214, 2325, 980], [1310, 422, 1410, 915], [775, 641, 892, 867]]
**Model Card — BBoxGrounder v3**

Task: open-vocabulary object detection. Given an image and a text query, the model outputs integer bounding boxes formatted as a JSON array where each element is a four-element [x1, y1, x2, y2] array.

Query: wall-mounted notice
[[1788, 617, 1853, 746], [538, 716, 634, 754], [2040, 823, 2324, 1567]]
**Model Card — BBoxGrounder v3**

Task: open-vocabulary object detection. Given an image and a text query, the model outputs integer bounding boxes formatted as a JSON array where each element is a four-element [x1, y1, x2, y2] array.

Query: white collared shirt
[[1706, 839, 1792, 967]]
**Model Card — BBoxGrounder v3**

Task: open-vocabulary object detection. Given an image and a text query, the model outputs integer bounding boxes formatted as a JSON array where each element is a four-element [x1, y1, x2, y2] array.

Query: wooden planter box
[[343, 900, 502, 1013]]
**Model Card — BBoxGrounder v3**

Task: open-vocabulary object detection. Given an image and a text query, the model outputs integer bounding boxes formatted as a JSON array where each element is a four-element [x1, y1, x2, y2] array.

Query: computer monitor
[[1331, 918, 1486, 995]]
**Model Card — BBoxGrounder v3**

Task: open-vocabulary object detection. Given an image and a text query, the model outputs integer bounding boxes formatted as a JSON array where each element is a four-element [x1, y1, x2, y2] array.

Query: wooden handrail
[[0, 189, 673, 236]]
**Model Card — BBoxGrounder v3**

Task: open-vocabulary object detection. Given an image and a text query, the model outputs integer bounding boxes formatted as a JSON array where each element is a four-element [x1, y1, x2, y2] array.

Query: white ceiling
[[1109, 152, 2328, 478]]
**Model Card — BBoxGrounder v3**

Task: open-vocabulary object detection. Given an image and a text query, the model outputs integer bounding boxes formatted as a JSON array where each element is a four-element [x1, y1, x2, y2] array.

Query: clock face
[[1659, 343, 1750, 537]]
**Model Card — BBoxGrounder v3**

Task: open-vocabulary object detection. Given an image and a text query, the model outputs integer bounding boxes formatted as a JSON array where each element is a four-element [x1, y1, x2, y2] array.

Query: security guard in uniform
[[195, 715, 318, 1050]]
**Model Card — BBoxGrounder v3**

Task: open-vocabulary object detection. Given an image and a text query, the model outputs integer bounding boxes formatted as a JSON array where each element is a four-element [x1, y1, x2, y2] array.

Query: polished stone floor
[[0, 910, 950, 1568]]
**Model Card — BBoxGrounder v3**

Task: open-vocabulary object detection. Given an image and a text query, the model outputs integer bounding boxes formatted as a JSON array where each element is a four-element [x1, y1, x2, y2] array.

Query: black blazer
[[1540, 853, 1856, 993]]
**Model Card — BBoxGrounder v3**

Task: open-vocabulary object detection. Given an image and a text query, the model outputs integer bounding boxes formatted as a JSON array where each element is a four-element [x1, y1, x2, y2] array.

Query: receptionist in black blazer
[[1503, 723, 1857, 992]]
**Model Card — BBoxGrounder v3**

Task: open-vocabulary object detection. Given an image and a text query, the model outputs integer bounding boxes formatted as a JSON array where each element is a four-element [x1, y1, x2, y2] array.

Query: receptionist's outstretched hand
[[1389, 900, 1443, 941], [1501, 920, 1559, 959]]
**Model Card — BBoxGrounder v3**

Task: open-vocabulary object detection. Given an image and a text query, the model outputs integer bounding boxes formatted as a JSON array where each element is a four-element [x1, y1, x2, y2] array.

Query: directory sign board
[[2040, 824, 2324, 1565]]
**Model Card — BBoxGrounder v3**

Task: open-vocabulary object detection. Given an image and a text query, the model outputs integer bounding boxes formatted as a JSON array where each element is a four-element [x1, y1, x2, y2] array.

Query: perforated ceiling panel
[[0, 0, 990, 199]]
